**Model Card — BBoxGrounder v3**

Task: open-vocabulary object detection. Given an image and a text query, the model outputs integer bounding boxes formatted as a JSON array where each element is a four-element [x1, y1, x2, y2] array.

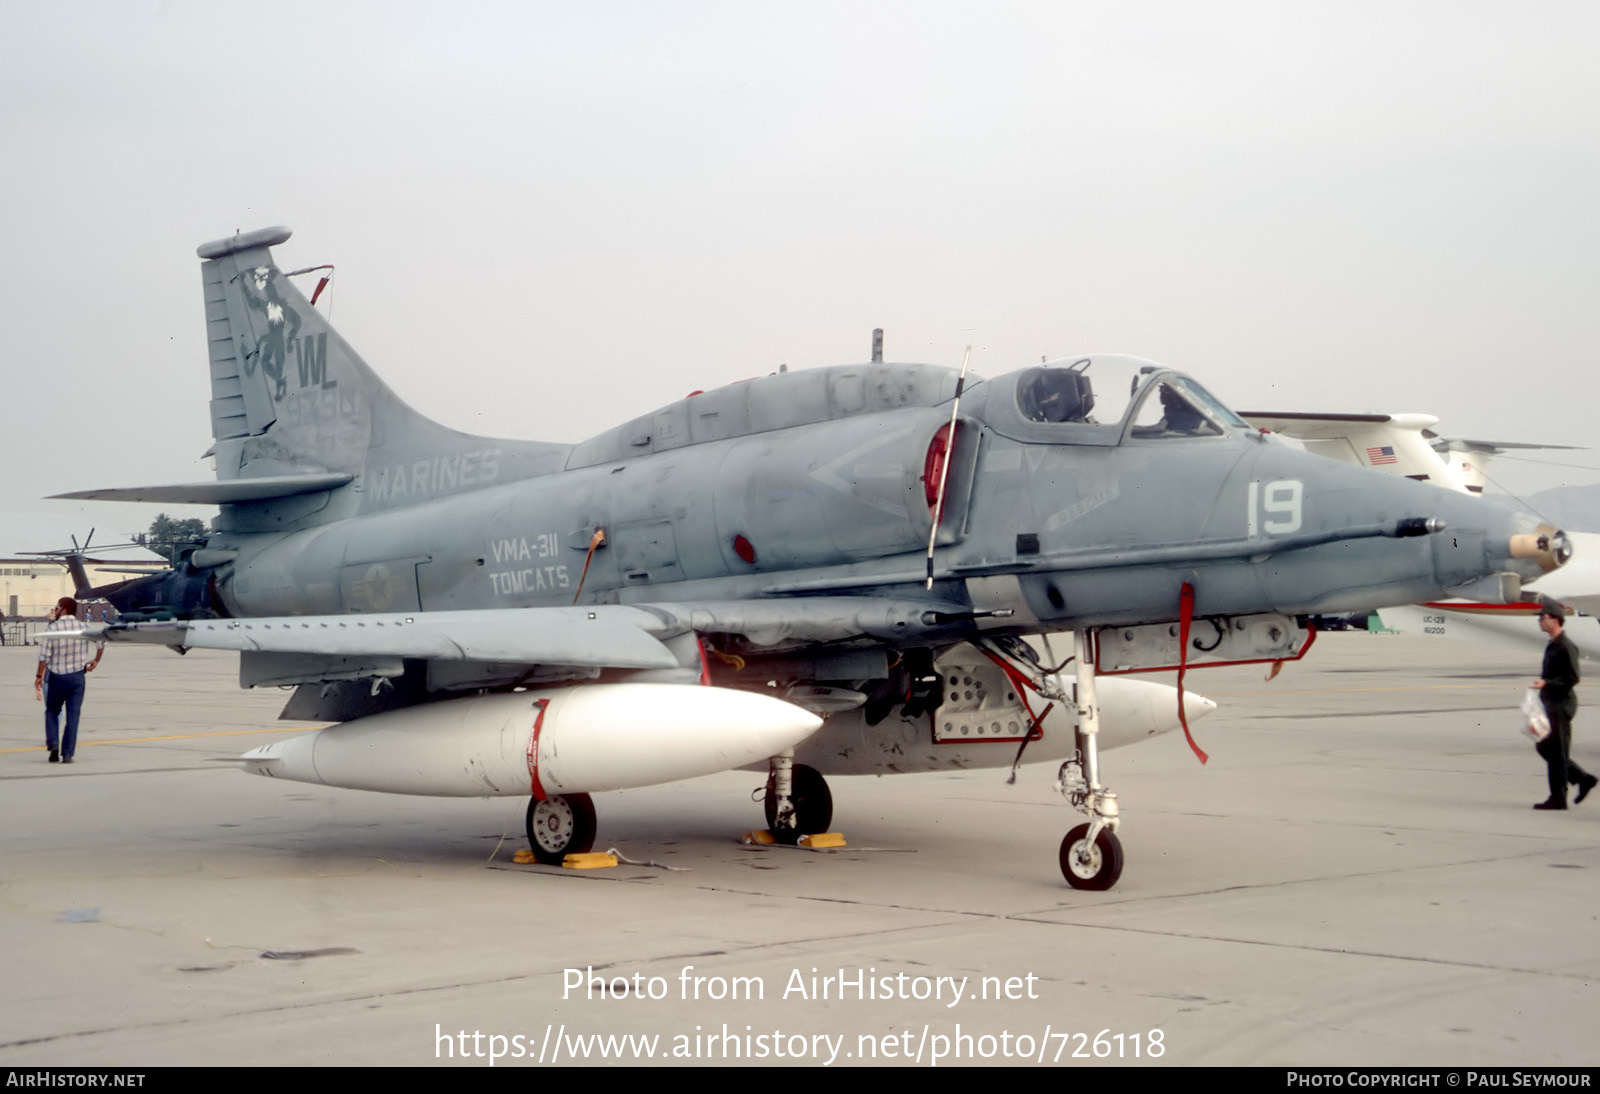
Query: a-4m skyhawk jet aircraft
[[47, 227, 1572, 890]]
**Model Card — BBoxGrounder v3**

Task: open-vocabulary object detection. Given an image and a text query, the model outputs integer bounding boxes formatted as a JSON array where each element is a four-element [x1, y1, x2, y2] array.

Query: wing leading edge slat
[[69, 605, 680, 670], [52, 597, 966, 671]]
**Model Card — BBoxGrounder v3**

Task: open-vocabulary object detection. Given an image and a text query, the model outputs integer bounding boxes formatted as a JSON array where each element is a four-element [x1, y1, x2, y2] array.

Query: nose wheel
[[1060, 822, 1124, 890], [526, 793, 597, 865]]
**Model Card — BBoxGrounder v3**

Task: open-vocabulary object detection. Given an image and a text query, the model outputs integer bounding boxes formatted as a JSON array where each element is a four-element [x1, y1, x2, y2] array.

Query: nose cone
[[1508, 521, 1572, 575], [239, 729, 323, 781], [1415, 481, 1572, 597]]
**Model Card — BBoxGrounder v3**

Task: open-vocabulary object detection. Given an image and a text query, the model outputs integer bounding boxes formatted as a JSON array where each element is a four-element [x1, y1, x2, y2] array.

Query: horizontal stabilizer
[[1439, 438, 1585, 454], [51, 474, 353, 505]]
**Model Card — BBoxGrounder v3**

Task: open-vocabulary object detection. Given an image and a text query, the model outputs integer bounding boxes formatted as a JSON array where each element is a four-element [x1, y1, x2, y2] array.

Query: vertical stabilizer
[[194, 228, 569, 522], [201, 227, 296, 445]]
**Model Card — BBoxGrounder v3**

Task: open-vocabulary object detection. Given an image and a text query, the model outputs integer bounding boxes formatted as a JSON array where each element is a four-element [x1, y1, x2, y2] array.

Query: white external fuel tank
[[239, 683, 822, 796]]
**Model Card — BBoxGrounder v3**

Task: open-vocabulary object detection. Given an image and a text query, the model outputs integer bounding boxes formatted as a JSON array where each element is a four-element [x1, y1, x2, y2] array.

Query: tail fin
[[197, 227, 568, 521], [65, 554, 94, 599]]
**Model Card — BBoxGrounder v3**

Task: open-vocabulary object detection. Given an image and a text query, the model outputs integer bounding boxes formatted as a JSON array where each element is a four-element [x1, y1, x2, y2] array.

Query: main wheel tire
[[526, 793, 597, 865], [1059, 822, 1124, 890], [764, 763, 833, 845]]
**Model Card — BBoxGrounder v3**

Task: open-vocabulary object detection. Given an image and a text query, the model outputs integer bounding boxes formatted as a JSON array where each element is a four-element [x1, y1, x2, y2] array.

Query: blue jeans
[[44, 671, 86, 758]]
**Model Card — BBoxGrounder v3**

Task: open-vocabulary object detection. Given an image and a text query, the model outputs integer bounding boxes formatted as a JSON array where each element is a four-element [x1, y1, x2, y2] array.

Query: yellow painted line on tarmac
[[0, 725, 318, 754]]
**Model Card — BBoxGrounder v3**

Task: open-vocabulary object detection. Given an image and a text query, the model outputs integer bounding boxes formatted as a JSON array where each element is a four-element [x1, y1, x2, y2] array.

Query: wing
[[61, 597, 959, 672], [84, 605, 684, 668]]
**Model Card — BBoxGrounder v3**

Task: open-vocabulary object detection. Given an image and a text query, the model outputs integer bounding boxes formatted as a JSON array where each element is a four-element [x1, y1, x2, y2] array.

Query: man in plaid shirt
[[33, 597, 105, 764]]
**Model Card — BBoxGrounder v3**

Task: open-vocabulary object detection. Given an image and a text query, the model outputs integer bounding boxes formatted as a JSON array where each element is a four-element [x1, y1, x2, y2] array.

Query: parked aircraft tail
[[1240, 411, 1473, 492], [196, 227, 569, 517], [1242, 411, 1585, 500], [56, 227, 569, 530], [1432, 437, 1585, 496]]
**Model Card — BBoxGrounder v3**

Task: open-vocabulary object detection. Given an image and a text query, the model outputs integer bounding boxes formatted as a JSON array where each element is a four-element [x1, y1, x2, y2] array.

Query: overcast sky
[[4, 1, 1598, 555]]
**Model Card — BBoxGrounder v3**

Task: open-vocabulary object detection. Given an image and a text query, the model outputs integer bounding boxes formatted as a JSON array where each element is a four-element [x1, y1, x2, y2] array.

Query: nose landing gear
[[1057, 629, 1124, 890]]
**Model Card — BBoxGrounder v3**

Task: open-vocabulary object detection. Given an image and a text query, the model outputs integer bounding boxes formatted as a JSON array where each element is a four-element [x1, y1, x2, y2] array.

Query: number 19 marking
[[1247, 479, 1303, 536]]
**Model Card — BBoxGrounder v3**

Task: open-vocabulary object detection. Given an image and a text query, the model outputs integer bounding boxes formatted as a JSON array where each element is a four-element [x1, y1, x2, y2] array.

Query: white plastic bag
[[1521, 688, 1551, 742]]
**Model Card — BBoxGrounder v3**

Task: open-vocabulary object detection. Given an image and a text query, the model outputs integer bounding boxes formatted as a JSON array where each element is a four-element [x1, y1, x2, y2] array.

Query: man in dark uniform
[[1532, 603, 1598, 809]]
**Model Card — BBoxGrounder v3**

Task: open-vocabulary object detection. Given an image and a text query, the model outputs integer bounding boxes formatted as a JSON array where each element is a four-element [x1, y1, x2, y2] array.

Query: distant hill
[[1496, 484, 1600, 532]]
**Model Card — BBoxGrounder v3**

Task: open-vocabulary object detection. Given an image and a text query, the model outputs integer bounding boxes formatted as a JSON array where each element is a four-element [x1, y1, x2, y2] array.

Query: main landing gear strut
[[1056, 628, 1123, 890], [763, 749, 833, 844]]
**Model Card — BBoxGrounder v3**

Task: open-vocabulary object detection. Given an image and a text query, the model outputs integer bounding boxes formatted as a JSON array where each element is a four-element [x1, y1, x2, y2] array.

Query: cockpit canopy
[[1017, 366, 1095, 424], [1125, 375, 1239, 439], [976, 354, 1248, 446]]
